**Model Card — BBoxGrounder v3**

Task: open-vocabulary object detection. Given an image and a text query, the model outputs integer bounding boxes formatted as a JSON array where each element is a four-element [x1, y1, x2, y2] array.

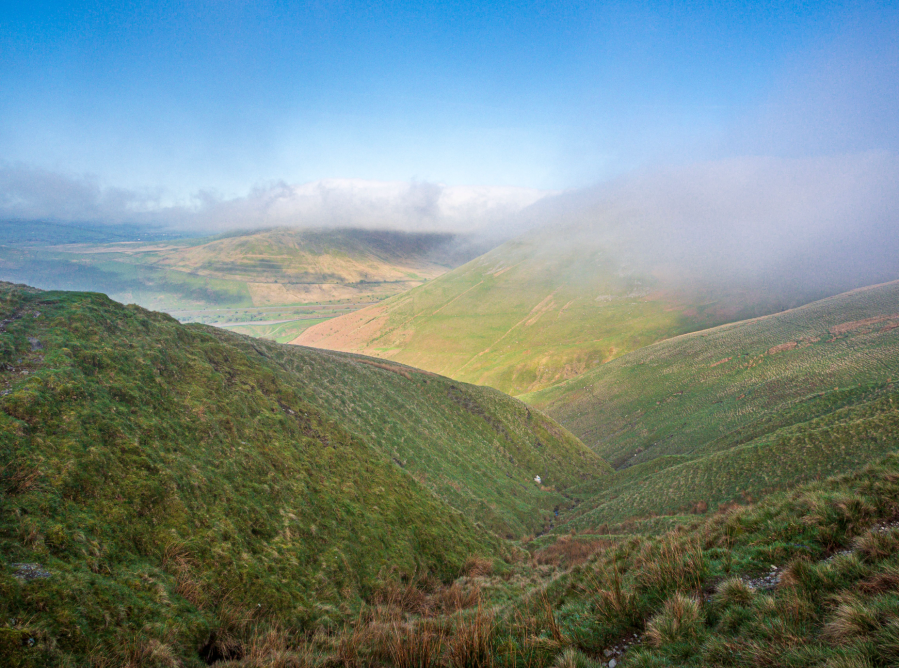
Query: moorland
[[1, 207, 898, 668]]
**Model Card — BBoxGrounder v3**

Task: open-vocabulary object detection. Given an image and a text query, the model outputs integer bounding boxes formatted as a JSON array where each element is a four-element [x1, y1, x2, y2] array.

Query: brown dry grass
[[161, 542, 206, 609], [853, 528, 899, 562], [433, 582, 483, 614], [386, 622, 447, 668], [829, 314, 899, 335], [328, 589, 492, 668], [767, 341, 799, 355], [633, 535, 706, 596], [368, 573, 481, 620], [446, 603, 496, 668], [823, 596, 880, 641], [356, 358, 413, 379], [462, 556, 494, 578], [221, 625, 313, 668], [857, 566, 899, 595], [532, 535, 611, 567]]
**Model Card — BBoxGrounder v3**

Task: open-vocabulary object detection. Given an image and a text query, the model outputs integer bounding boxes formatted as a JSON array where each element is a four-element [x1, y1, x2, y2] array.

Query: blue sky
[[1, 1, 897, 207]]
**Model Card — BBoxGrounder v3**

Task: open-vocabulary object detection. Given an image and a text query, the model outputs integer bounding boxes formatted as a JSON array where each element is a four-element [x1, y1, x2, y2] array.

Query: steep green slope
[[0, 282, 604, 665], [294, 226, 811, 396], [525, 280, 899, 528], [235, 341, 609, 539]]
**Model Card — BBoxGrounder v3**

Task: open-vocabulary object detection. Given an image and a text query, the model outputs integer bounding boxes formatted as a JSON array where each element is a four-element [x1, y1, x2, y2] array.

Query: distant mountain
[[0, 226, 495, 312], [524, 280, 899, 529], [152, 227, 493, 305], [0, 281, 606, 664]]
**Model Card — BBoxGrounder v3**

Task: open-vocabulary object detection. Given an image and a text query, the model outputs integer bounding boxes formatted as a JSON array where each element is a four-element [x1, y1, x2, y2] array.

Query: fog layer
[[513, 152, 899, 296]]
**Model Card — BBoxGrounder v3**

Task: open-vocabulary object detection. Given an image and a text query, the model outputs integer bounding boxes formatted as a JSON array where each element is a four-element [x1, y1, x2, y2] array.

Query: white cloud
[[0, 166, 551, 234], [191, 179, 549, 233]]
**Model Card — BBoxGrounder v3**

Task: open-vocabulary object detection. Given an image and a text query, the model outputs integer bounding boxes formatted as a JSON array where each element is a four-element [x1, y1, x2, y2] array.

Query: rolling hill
[[524, 280, 899, 529], [0, 281, 606, 665], [293, 223, 813, 396], [151, 227, 486, 306], [0, 226, 489, 318]]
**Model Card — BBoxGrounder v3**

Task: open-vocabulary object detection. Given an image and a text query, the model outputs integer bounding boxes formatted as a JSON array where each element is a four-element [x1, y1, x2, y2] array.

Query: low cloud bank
[[2, 152, 896, 299], [0, 166, 549, 235], [516, 151, 899, 295]]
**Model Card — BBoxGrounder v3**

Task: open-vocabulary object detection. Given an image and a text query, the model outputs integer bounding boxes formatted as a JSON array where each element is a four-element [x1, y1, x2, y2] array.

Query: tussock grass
[[11, 450, 899, 666], [446, 604, 496, 668], [853, 528, 899, 562], [645, 593, 704, 647], [538, 453, 899, 666], [713, 577, 754, 607]]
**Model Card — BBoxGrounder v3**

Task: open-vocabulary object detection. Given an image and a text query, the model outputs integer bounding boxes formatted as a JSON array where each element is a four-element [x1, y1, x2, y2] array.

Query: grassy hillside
[[524, 280, 899, 528], [0, 282, 605, 665], [243, 342, 610, 540], [21, 447, 896, 667], [171, 227, 476, 278], [294, 226, 814, 396]]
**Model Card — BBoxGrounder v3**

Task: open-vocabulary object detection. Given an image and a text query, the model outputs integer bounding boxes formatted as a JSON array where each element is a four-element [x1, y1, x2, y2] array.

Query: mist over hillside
[[0, 168, 549, 236], [512, 152, 899, 297], [294, 153, 899, 395]]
